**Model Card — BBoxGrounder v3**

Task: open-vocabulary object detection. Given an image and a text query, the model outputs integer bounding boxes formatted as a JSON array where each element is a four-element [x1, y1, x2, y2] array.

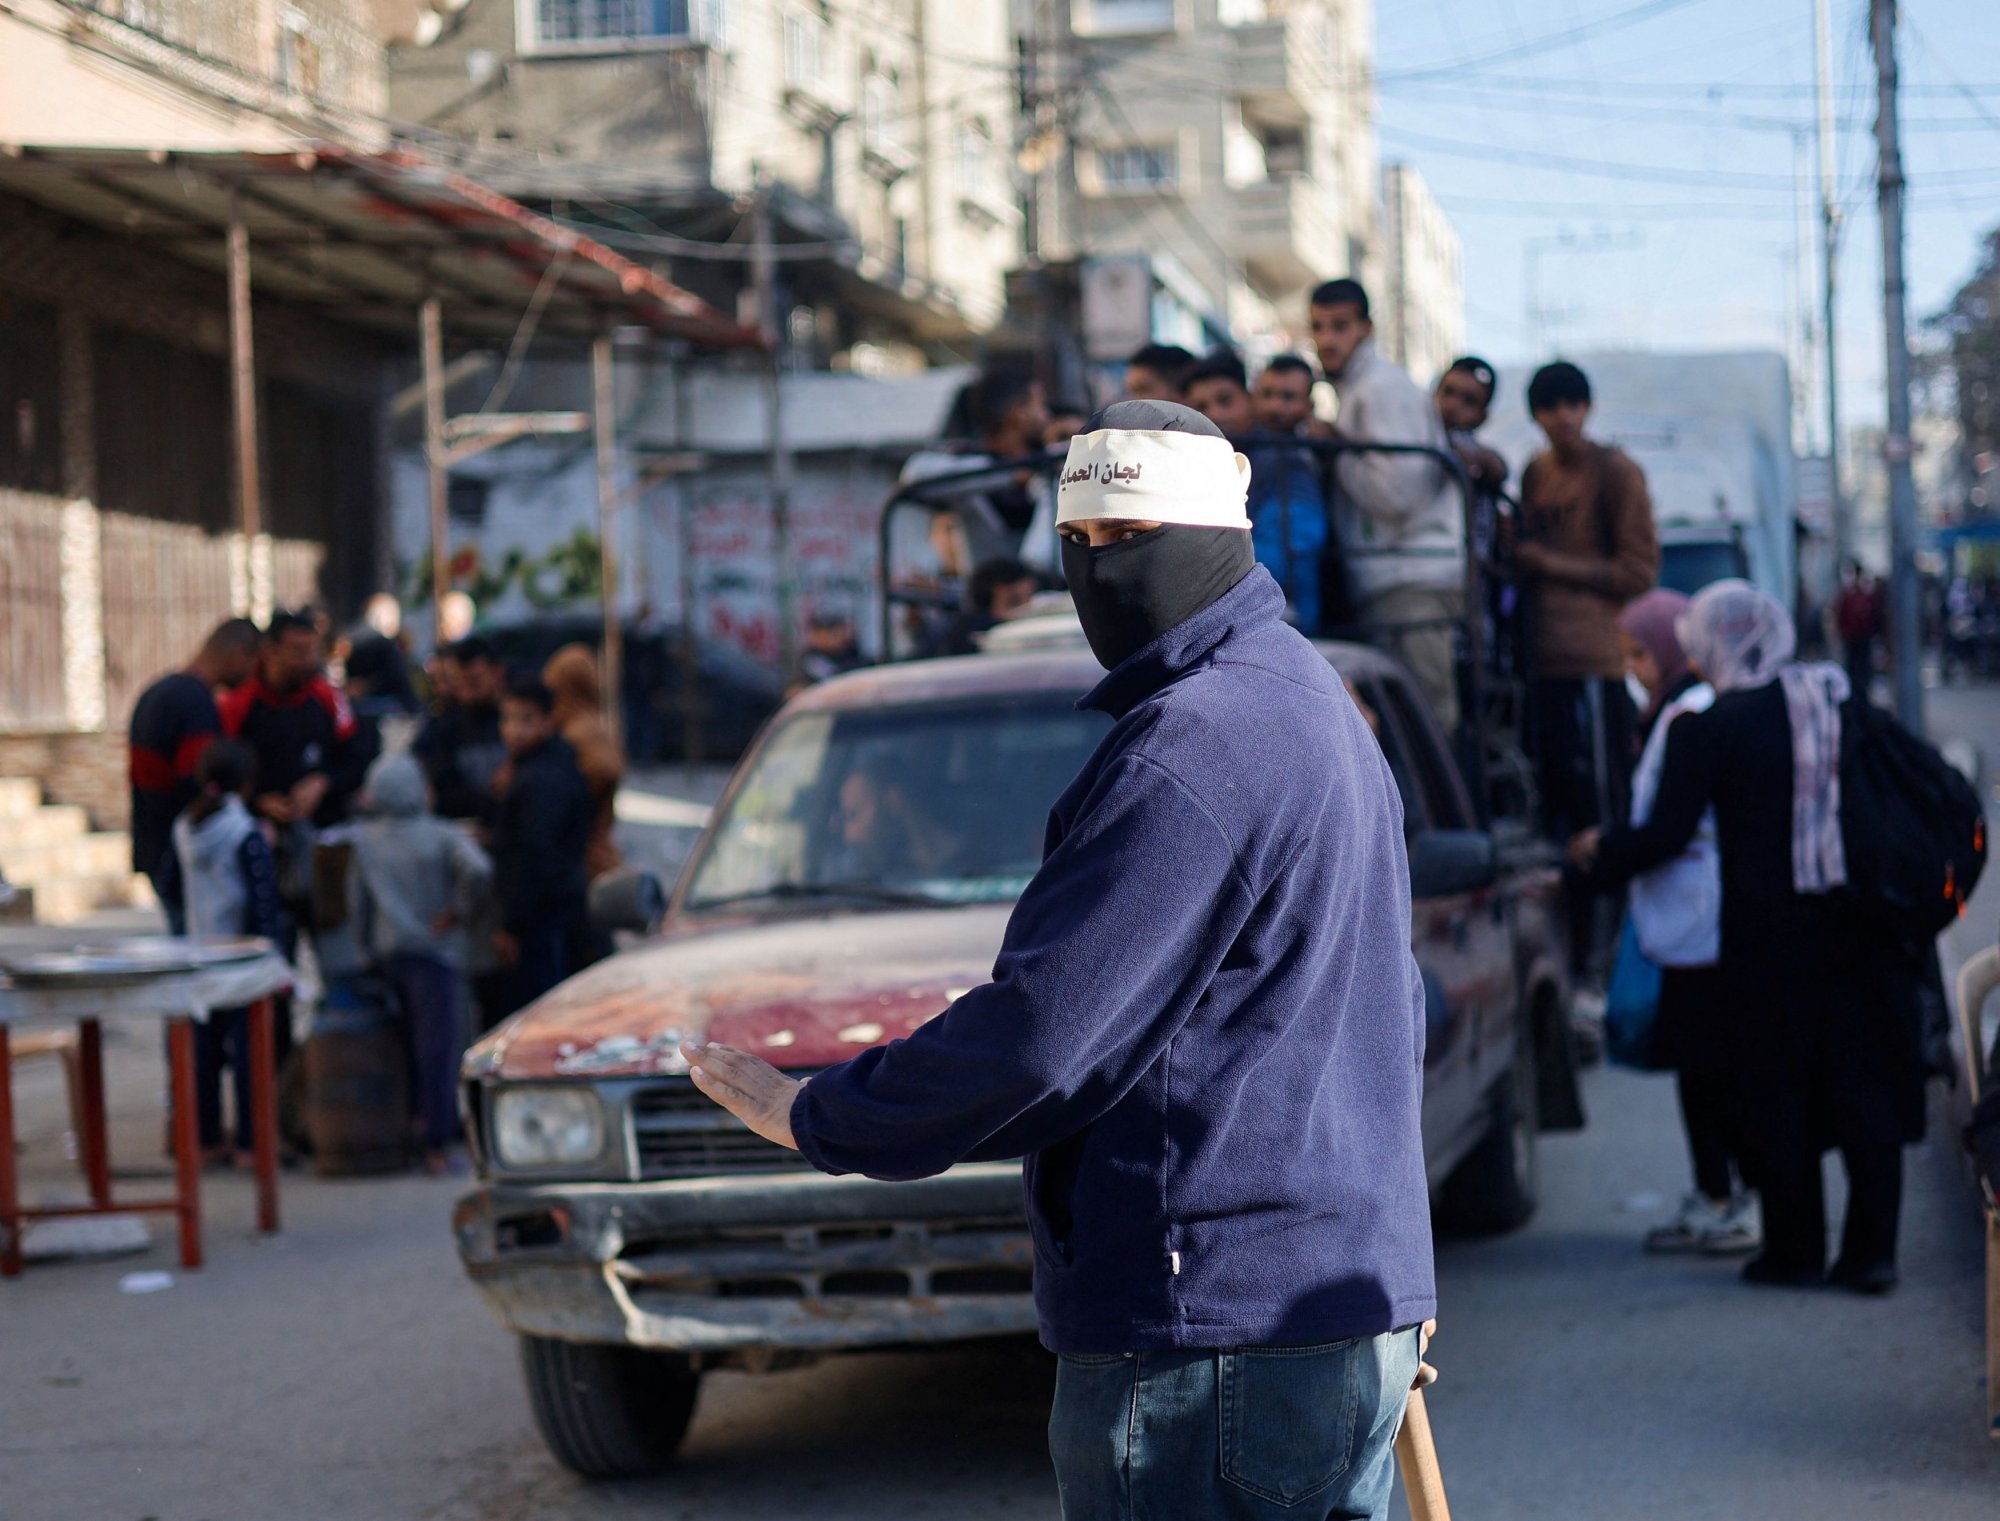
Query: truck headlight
[[490, 1086, 606, 1169]]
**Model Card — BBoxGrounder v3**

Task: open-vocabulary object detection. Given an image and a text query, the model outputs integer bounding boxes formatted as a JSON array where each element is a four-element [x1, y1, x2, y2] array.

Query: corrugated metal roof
[[0, 142, 764, 348]]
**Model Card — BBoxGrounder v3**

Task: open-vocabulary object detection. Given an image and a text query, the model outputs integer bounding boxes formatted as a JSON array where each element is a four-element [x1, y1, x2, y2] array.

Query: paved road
[[4, 690, 1999, 1519]]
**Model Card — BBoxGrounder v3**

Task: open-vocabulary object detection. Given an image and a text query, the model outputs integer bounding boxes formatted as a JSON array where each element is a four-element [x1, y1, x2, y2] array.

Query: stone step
[[0, 833, 136, 886], [25, 874, 147, 926], [0, 804, 92, 850], [0, 778, 45, 819]]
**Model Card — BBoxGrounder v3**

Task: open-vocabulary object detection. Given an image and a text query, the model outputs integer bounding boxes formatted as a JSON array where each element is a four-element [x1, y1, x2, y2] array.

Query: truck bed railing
[[876, 436, 1539, 831]]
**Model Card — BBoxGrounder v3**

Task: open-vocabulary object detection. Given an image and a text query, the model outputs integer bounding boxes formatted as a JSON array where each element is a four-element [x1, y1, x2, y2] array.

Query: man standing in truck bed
[[686, 400, 1435, 1520]]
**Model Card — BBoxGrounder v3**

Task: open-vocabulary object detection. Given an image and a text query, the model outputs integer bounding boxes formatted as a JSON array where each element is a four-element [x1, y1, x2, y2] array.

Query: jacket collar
[[1330, 338, 1381, 399], [1080, 566, 1284, 720]]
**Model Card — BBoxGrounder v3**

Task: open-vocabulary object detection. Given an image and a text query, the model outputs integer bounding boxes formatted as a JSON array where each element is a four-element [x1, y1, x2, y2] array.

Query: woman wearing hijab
[[1574, 582, 1923, 1292], [1616, 591, 1756, 1256], [541, 644, 625, 883]]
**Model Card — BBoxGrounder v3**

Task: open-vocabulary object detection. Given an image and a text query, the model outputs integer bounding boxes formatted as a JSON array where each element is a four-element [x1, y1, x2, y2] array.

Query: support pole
[[421, 296, 451, 648], [593, 330, 625, 751], [751, 184, 798, 682], [673, 354, 704, 778], [1815, 0, 1849, 574], [1871, 0, 1925, 730], [227, 192, 262, 616]]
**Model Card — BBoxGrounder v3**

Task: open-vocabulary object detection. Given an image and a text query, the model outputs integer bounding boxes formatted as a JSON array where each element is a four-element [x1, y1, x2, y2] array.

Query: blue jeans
[[1049, 1331, 1420, 1521], [381, 952, 468, 1151]]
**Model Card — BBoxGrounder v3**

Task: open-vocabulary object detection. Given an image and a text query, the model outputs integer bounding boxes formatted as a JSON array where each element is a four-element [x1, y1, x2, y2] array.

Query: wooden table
[[0, 944, 293, 1276]]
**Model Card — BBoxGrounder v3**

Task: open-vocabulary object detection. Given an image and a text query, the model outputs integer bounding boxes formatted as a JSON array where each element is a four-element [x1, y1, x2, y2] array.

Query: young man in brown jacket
[[1516, 360, 1661, 975]]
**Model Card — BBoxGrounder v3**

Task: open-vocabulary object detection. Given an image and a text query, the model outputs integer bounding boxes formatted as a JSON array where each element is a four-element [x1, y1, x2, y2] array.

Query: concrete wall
[[0, 0, 388, 149], [1066, 0, 1377, 349], [389, 0, 1018, 339], [387, 362, 970, 662]]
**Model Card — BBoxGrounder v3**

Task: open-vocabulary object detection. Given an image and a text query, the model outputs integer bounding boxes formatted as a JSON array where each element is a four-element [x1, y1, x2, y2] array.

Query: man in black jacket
[[415, 636, 510, 824], [219, 611, 370, 830], [492, 677, 594, 1014]]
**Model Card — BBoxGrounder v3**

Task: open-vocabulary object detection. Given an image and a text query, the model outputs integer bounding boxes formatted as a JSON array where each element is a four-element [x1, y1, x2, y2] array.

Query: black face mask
[[1061, 526, 1255, 670]]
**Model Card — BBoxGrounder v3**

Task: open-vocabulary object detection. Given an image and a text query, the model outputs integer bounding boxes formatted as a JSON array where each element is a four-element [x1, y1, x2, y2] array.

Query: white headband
[[1055, 429, 1253, 530]]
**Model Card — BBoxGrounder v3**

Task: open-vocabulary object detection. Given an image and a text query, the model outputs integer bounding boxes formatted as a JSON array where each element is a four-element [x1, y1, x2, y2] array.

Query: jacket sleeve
[[789, 751, 1253, 1182], [1335, 381, 1451, 535], [1591, 707, 1719, 887], [448, 827, 494, 913], [315, 683, 372, 816], [1525, 453, 1662, 599]]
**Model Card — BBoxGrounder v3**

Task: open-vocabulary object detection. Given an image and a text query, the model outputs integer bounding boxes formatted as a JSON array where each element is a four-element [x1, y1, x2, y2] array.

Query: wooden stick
[[1396, 1387, 1452, 1521]]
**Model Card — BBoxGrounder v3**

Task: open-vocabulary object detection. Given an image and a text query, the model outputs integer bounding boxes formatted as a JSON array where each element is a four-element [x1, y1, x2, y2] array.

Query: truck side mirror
[[589, 867, 667, 936], [1409, 829, 1499, 899]]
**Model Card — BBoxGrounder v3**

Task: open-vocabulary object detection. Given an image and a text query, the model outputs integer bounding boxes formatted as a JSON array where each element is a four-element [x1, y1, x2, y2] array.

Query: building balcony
[[1225, 173, 1344, 296], [1232, 10, 1327, 126]]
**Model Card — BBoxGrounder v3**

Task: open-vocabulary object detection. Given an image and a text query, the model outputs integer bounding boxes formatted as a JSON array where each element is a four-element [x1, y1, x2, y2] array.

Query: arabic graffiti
[[1060, 462, 1146, 487]]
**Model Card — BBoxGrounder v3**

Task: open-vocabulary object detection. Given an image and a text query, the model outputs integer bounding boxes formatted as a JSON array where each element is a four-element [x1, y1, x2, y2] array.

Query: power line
[[1377, 0, 1711, 83], [1380, 71, 2000, 99], [1380, 121, 2000, 190], [1902, 12, 2000, 137]]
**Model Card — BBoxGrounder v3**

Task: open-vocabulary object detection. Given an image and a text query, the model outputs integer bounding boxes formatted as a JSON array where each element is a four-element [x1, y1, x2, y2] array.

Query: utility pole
[[591, 330, 624, 752], [1871, 0, 1924, 729], [420, 295, 450, 648], [226, 190, 265, 622], [1815, 0, 1849, 571], [750, 179, 797, 682]]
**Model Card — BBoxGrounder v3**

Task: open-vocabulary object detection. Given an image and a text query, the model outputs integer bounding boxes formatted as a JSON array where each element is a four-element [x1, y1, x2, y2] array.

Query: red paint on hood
[[472, 904, 1012, 1081]]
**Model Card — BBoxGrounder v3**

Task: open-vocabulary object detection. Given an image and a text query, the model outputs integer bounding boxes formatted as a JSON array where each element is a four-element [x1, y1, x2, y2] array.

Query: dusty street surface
[[4, 694, 2000, 1520]]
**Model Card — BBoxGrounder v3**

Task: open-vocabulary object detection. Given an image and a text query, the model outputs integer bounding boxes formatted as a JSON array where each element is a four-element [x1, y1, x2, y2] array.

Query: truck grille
[[630, 1076, 816, 1180]]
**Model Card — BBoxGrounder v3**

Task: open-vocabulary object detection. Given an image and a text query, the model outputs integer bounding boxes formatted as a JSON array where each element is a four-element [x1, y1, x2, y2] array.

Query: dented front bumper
[[452, 1162, 1038, 1354]]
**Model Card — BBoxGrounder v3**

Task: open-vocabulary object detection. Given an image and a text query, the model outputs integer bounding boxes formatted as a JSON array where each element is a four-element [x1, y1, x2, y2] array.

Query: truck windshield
[[1659, 539, 1750, 597], [682, 699, 1111, 912]]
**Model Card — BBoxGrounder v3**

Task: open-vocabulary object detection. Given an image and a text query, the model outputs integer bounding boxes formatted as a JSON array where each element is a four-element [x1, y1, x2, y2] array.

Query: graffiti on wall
[[402, 528, 606, 611], [687, 480, 883, 664]]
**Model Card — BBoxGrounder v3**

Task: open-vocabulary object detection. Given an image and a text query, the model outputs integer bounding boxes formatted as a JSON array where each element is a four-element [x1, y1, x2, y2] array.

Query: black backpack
[[1840, 698, 1987, 938]]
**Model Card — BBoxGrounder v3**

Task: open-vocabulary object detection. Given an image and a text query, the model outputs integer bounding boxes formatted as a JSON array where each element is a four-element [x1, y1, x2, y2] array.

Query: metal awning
[[0, 142, 764, 348]]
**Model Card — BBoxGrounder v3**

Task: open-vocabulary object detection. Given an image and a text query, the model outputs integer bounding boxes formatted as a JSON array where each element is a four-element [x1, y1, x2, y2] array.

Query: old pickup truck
[[452, 633, 1579, 1479]]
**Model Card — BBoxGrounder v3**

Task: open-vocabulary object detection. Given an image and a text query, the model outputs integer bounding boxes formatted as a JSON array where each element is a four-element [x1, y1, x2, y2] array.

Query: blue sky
[[1372, 0, 2000, 448]]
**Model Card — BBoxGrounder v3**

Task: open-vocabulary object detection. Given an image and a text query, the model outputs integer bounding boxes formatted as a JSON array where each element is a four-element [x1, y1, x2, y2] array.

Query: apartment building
[[389, 0, 1021, 363], [1381, 161, 1464, 387], [1054, 0, 1381, 354]]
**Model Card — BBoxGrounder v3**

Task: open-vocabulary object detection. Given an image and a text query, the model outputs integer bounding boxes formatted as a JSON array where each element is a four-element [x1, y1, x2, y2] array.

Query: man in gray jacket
[[1311, 278, 1466, 727]]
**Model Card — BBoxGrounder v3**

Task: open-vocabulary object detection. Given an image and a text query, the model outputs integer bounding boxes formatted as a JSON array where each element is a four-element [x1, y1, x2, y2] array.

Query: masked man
[[684, 401, 1436, 1521]]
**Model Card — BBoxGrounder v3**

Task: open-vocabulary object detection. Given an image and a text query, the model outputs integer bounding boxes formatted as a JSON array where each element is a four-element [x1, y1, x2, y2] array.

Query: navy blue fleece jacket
[[790, 567, 1435, 1353]]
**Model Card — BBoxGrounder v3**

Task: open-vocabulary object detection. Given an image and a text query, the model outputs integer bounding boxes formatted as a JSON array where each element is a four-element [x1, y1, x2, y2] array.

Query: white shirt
[[1628, 682, 1720, 968]]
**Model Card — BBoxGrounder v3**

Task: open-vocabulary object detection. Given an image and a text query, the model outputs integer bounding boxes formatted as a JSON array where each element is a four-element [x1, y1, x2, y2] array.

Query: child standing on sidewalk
[[172, 741, 286, 1166], [350, 752, 492, 1173]]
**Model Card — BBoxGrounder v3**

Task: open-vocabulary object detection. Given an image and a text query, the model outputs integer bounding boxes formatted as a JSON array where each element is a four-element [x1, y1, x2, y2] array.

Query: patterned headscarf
[[1675, 580, 1849, 893], [1674, 580, 1794, 693]]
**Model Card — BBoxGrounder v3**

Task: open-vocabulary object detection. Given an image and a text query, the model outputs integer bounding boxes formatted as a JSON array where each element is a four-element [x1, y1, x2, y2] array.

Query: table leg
[[76, 1017, 112, 1208], [167, 1018, 203, 1271], [248, 998, 280, 1233], [0, 1027, 20, 1277]]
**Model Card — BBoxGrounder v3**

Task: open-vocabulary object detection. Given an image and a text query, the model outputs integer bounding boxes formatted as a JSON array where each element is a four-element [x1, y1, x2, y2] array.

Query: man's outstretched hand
[[681, 1042, 802, 1150]]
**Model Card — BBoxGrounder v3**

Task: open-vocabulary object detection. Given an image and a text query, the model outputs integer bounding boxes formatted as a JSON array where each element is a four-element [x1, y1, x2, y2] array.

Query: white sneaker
[[1699, 1192, 1762, 1256], [1644, 1192, 1728, 1253]]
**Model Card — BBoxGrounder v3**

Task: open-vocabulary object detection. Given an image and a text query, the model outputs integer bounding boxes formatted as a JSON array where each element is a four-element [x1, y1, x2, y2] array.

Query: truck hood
[[470, 904, 1014, 1081]]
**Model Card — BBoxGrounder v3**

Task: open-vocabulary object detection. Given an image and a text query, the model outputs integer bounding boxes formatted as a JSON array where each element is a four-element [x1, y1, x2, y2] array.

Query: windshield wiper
[[687, 880, 955, 912]]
